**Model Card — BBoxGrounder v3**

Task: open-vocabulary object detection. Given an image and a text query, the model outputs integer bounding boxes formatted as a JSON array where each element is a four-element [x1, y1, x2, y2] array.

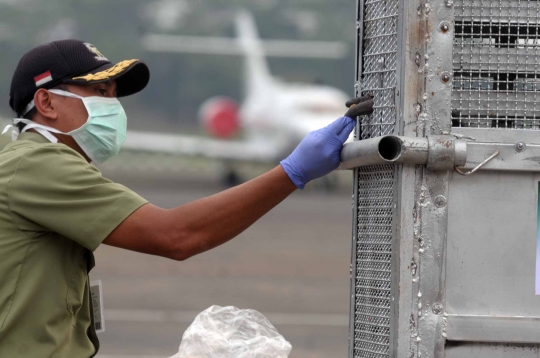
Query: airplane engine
[[199, 97, 240, 139]]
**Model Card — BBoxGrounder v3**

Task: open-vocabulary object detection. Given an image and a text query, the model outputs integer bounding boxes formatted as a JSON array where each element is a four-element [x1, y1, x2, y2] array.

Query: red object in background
[[199, 97, 240, 139]]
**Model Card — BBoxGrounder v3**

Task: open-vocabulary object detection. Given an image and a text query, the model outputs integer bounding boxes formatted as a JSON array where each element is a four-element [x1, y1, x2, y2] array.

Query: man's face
[[44, 80, 118, 162], [51, 80, 118, 133]]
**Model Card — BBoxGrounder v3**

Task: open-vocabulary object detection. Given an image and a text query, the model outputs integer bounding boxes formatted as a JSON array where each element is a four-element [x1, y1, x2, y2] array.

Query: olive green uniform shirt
[[0, 132, 147, 357]]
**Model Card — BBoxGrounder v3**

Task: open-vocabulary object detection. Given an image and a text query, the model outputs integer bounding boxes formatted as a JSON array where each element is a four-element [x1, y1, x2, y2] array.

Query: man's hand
[[280, 94, 374, 189]]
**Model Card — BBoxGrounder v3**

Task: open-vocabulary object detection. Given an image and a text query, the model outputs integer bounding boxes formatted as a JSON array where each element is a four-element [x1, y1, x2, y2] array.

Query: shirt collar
[[17, 132, 52, 144]]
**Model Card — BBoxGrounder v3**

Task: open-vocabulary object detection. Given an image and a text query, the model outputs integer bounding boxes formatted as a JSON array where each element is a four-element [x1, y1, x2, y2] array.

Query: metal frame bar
[[348, 0, 365, 356], [393, 0, 424, 355], [454, 128, 540, 172], [446, 315, 540, 344], [348, 163, 361, 358], [412, 0, 454, 356]]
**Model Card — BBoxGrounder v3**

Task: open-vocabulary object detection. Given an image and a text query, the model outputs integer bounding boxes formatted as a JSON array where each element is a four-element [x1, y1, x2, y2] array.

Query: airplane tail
[[235, 10, 274, 95]]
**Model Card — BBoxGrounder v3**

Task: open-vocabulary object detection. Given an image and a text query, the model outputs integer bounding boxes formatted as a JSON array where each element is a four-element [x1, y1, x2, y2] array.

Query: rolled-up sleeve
[[8, 145, 147, 251]]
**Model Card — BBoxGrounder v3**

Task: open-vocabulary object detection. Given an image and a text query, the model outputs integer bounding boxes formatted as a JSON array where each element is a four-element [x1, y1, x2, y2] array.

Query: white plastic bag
[[169, 305, 292, 358]]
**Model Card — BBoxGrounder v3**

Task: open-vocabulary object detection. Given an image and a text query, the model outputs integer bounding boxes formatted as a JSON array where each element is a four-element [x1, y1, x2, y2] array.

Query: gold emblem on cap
[[83, 42, 108, 61], [72, 59, 138, 82]]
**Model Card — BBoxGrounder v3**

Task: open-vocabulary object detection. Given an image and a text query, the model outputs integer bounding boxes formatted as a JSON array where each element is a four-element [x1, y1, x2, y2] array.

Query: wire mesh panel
[[359, 0, 399, 139], [353, 165, 395, 357], [452, 0, 540, 129], [352, 0, 398, 355]]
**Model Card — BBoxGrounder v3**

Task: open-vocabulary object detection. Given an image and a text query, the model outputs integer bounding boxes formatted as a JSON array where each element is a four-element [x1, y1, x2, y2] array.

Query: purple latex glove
[[280, 116, 356, 189]]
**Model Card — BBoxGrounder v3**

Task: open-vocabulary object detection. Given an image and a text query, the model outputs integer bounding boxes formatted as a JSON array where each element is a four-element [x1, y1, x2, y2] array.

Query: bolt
[[378, 57, 385, 65], [440, 22, 450, 33], [434, 195, 447, 208], [441, 72, 451, 83], [515, 142, 526, 152], [415, 53, 422, 67], [432, 303, 444, 315], [445, 0, 454, 6]]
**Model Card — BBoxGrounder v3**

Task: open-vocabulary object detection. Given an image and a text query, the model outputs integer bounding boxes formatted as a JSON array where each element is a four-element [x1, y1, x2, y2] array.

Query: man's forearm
[[168, 165, 297, 259], [105, 111, 370, 259]]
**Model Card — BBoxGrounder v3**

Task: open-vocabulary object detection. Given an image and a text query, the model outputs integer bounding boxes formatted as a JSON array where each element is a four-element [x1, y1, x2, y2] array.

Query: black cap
[[9, 39, 150, 116]]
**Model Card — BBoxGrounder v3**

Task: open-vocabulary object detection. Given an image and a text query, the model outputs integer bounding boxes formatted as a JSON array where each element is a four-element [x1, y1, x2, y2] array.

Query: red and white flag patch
[[34, 71, 52, 87]]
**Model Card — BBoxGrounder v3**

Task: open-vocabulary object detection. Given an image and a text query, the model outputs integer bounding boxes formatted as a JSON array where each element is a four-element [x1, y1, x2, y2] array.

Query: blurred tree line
[[0, 0, 356, 132]]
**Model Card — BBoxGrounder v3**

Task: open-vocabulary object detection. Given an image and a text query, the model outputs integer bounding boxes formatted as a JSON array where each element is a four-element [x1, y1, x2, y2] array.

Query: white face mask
[[3, 89, 128, 164]]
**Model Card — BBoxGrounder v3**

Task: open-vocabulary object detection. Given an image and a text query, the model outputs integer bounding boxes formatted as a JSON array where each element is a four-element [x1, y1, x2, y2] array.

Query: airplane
[[4, 11, 354, 188], [125, 11, 353, 187]]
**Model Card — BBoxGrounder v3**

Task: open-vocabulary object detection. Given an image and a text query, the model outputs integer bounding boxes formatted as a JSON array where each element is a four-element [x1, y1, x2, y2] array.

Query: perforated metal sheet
[[359, 0, 399, 139], [452, 0, 540, 129], [353, 165, 394, 357]]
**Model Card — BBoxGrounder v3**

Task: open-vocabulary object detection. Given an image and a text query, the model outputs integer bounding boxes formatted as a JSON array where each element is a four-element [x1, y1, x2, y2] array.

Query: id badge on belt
[[90, 280, 105, 333]]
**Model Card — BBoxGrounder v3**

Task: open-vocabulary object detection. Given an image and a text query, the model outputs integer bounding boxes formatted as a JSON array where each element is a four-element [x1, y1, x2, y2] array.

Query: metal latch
[[454, 151, 499, 176], [339, 135, 467, 170], [339, 135, 540, 174]]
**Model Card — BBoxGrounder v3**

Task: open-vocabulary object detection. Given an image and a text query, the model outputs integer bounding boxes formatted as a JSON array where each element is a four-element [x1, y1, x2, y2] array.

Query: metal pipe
[[339, 135, 429, 169], [397, 136, 429, 164]]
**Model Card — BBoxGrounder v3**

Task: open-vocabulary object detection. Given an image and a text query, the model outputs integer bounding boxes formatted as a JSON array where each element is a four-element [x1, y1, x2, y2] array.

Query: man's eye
[[97, 89, 107, 95]]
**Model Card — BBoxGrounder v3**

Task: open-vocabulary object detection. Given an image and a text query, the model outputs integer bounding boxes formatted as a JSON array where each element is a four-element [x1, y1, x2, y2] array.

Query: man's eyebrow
[[95, 81, 117, 92], [105, 80, 117, 91]]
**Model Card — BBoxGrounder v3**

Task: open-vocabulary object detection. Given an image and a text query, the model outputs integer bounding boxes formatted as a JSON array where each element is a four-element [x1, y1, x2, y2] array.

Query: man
[[0, 40, 373, 357]]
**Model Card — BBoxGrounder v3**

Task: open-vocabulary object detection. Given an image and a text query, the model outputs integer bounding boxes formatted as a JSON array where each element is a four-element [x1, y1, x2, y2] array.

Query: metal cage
[[350, 0, 540, 356]]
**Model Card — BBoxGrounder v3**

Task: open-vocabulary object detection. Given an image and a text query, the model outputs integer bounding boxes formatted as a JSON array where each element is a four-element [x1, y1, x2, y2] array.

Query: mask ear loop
[[48, 89, 84, 100], [5, 90, 85, 143], [21, 89, 83, 116], [21, 124, 59, 143], [48, 89, 94, 130], [3, 118, 64, 143]]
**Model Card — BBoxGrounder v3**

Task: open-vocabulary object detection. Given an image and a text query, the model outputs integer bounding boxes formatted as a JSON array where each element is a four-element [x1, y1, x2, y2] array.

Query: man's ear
[[33, 89, 58, 121]]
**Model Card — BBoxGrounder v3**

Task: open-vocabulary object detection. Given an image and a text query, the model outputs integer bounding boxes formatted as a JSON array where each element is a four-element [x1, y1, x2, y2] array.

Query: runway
[[93, 166, 354, 358]]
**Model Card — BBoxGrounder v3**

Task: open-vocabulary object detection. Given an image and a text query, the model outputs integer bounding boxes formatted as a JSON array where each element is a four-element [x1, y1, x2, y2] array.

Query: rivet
[[515, 142, 526, 152], [440, 22, 450, 33], [432, 303, 444, 315], [434, 195, 447, 208], [441, 72, 451, 83]]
